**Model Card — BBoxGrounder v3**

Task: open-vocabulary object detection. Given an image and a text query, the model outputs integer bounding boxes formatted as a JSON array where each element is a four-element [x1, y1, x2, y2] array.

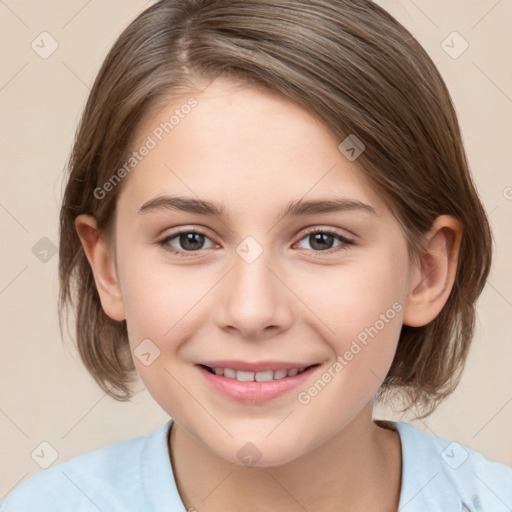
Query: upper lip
[[196, 360, 319, 372]]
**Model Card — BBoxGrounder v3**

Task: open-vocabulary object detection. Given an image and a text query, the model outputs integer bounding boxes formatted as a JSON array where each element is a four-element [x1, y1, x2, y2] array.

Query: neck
[[168, 402, 402, 512]]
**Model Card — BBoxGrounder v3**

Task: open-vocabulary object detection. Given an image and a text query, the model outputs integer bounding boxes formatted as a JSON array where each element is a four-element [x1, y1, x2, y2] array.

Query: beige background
[[1, 0, 511, 499]]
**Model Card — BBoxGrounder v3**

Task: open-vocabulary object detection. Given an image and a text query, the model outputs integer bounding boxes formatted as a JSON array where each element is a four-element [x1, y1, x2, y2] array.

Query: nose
[[214, 245, 295, 341]]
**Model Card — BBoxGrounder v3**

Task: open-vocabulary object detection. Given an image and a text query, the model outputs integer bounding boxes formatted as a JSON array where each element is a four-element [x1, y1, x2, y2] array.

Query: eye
[[296, 228, 354, 254], [157, 227, 355, 258], [158, 229, 215, 257]]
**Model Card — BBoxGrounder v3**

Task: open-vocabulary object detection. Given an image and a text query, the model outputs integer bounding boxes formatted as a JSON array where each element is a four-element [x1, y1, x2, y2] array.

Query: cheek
[[289, 265, 406, 425], [300, 253, 407, 377], [117, 250, 218, 406], [117, 244, 205, 336], [307, 258, 406, 335], [116, 254, 200, 414]]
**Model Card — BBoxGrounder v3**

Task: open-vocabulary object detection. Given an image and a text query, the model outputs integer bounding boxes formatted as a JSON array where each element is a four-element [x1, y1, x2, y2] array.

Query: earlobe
[[402, 215, 463, 327], [74, 214, 126, 322]]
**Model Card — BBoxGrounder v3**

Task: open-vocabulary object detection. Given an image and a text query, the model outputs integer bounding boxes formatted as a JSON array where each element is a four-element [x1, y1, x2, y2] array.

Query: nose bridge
[[216, 235, 292, 337]]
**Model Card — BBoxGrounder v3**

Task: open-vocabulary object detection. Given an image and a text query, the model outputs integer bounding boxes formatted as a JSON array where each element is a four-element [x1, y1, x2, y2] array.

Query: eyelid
[[300, 225, 354, 242]]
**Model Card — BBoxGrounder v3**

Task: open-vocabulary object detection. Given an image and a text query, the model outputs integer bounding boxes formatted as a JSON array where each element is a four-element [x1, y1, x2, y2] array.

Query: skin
[[76, 77, 463, 511]]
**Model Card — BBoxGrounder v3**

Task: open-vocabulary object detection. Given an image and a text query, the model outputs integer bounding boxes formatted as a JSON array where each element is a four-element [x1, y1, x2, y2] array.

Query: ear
[[402, 215, 463, 327], [74, 214, 126, 321]]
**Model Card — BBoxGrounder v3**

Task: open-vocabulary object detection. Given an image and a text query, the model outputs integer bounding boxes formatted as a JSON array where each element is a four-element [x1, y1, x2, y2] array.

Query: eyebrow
[[138, 195, 379, 219]]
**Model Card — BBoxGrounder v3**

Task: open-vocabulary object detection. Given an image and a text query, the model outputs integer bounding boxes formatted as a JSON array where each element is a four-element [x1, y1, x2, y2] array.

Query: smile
[[195, 362, 321, 403], [201, 365, 311, 382]]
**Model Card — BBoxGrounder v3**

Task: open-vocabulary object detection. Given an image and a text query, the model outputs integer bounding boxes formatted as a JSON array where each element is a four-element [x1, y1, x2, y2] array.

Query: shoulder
[[0, 421, 173, 512], [391, 420, 512, 511]]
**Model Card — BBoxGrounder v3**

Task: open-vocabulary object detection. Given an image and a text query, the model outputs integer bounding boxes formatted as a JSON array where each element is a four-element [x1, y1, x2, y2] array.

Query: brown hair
[[59, 0, 493, 418]]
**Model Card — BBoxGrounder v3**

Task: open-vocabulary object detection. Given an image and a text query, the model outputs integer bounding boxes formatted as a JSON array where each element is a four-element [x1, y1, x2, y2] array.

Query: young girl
[[2, 0, 510, 510]]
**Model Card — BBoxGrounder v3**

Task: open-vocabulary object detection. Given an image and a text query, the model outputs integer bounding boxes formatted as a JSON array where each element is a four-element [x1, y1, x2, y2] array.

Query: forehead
[[117, 78, 388, 219]]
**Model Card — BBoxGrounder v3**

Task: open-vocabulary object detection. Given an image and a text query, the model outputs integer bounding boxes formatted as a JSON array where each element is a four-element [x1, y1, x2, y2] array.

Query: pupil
[[181, 233, 204, 251], [310, 233, 333, 251]]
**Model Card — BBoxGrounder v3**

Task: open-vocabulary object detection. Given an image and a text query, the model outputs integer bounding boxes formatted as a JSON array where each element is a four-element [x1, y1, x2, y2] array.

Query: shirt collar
[[141, 419, 187, 512], [376, 419, 465, 511], [145, 418, 466, 512]]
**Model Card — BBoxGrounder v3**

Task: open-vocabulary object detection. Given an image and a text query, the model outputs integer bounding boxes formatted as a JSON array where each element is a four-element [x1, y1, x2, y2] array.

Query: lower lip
[[196, 365, 319, 404]]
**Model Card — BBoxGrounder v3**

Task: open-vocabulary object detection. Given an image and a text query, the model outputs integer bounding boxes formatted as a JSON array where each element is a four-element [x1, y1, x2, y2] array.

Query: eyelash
[[157, 227, 355, 258]]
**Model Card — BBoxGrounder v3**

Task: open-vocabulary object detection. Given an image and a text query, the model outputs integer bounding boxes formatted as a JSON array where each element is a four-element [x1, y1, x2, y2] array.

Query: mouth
[[198, 364, 318, 382], [195, 361, 322, 403]]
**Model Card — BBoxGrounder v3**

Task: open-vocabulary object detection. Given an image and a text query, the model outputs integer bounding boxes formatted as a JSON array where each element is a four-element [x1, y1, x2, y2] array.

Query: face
[[110, 77, 414, 466]]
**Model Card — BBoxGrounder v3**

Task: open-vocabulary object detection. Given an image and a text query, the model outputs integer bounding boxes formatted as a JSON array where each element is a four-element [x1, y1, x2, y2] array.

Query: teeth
[[223, 368, 237, 379], [273, 369, 287, 379], [236, 370, 255, 382], [209, 366, 308, 381], [255, 370, 273, 382]]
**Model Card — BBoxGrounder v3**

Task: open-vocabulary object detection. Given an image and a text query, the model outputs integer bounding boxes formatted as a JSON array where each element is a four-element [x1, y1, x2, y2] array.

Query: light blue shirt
[[1, 418, 511, 511]]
